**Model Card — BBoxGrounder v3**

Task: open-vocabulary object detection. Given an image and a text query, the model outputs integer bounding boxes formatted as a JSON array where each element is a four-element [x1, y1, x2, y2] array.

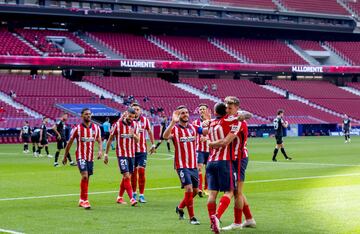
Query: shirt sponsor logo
[[81, 137, 95, 142], [120, 134, 133, 138], [180, 136, 196, 143]]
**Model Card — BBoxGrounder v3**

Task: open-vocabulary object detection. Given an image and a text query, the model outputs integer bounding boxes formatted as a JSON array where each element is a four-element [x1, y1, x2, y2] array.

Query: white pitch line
[[1, 173, 360, 202], [252, 161, 360, 167], [0, 228, 25, 234]]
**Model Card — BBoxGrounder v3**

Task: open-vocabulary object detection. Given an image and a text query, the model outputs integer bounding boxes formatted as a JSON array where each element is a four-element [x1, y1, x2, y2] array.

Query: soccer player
[[38, 117, 52, 158], [104, 108, 139, 206], [192, 103, 210, 197], [272, 109, 292, 162], [155, 116, 171, 153], [19, 120, 31, 153], [102, 117, 114, 150], [222, 97, 256, 230], [53, 113, 76, 167], [206, 102, 241, 233], [342, 114, 351, 143], [62, 108, 103, 209], [131, 103, 156, 203], [31, 127, 40, 157], [163, 105, 208, 225]]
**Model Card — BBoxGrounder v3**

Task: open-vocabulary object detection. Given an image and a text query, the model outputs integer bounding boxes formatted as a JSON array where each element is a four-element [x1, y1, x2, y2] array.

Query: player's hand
[[97, 151, 102, 160], [62, 156, 68, 165], [200, 136, 208, 143], [129, 128, 134, 136], [57, 135, 61, 140], [172, 110, 180, 123], [104, 153, 109, 164], [149, 145, 156, 155]]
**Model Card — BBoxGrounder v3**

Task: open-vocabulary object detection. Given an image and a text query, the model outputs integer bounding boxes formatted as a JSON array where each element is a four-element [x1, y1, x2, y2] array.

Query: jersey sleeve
[[97, 125, 102, 139], [70, 126, 78, 139], [145, 118, 151, 131], [111, 123, 118, 136], [229, 120, 241, 135]]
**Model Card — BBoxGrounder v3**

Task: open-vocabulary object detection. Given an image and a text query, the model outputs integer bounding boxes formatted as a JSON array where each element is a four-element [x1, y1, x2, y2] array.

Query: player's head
[[126, 107, 136, 124], [42, 117, 49, 124], [24, 120, 29, 125], [81, 108, 92, 123], [214, 102, 227, 118], [277, 109, 285, 117], [177, 105, 189, 123], [224, 96, 240, 115], [61, 113, 68, 122], [131, 103, 142, 118], [105, 117, 110, 122], [344, 114, 348, 119], [198, 103, 208, 118]]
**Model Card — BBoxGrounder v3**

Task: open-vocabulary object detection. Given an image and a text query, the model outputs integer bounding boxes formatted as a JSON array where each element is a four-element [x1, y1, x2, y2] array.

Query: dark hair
[[106, 117, 110, 122], [81, 108, 91, 115], [277, 109, 284, 115], [214, 102, 227, 117], [176, 105, 187, 110], [131, 103, 141, 108], [62, 113, 68, 116], [198, 103, 208, 108], [25, 120, 29, 124], [127, 107, 136, 114], [42, 116, 48, 120]]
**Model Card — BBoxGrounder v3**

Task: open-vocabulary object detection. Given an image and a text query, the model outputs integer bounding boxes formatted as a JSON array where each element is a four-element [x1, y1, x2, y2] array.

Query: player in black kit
[[342, 114, 351, 143], [155, 116, 171, 153], [37, 117, 52, 158], [52, 113, 76, 167], [272, 109, 292, 162], [19, 120, 32, 153]]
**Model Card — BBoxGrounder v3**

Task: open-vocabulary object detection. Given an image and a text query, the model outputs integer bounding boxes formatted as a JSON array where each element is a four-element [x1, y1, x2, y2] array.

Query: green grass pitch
[[0, 136, 360, 234]]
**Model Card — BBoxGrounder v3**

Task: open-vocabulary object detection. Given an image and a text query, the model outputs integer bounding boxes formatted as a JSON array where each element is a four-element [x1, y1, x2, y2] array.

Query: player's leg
[[117, 157, 137, 206], [131, 154, 139, 200], [78, 159, 91, 209], [54, 140, 62, 167], [347, 131, 351, 142], [272, 138, 280, 161], [44, 143, 52, 158], [155, 140, 162, 149], [64, 140, 76, 166], [137, 153, 147, 203], [166, 139, 171, 153], [280, 142, 292, 160], [197, 152, 205, 197]]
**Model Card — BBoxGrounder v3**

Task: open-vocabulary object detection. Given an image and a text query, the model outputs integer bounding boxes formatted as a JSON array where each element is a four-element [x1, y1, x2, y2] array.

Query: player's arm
[[97, 127, 103, 160], [104, 125, 116, 164], [209, 132, 237, 149], [62, 133, 76, 165], [147, 121, 156, 154], [19, 129, 23, 139], [39, 128, 43, 142], [52, 123, 61, 140], [163, 110, 180, 140], [237, 111, 253, 121], [282, 119, 289, 128]]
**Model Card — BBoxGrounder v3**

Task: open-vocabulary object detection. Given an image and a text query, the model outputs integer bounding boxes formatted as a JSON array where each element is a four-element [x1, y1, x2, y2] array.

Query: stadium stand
[[0, 28, 39, 56], [0, 74, 125, 119], [211, 0, 277, 10], [15, 28, 105, 58], [267, 80, 360, 120], [182, 78, 341, 123], [155, 36, 239, 63], [293, 40, 326, 51], [88, 33, 178, 60], [216, 39, 308, 64], [325, 41, 360, 65], [277, 0, 349, 15]]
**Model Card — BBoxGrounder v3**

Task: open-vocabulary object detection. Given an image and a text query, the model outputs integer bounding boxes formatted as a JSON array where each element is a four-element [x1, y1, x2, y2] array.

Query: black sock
[[23, 145, 26, 151], [281, 148, 288, 158], [32, 145, 36, 153], [167, 142, 170, 151], [25, 144, 28, 151], [155, 142, 161, 149], [37, 147, 43, 154], [45, 146, 49, 155], [345, 135, 348, 141], [273, 148, 279, 160], [55, 151, 60, 163], [67, 153, 73, 163]]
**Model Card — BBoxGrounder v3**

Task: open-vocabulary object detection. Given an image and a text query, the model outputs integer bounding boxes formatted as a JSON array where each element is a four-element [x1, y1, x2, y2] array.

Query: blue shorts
[[177, 168, 199, 189], [135, 152, 147, 168], [77, 159, 94, 176], [206, 160, 236, 192], [233, 157, 249, 182], [117, 156, 135, 174], [197, 151, 210, 165]]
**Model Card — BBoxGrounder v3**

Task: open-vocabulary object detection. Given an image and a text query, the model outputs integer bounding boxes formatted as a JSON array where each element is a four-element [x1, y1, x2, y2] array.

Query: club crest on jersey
[[81, 137, 95, 142], [180, 136, 196, 143]]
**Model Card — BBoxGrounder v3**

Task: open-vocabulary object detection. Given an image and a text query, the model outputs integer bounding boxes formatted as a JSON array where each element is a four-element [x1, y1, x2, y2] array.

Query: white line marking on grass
[[0, 228, 25, 234], [253, 161, 360, 167], [1, 173, 360, 202]]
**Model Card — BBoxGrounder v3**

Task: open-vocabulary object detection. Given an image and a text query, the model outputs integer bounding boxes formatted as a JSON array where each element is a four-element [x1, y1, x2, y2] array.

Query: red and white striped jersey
[[234, 120, 249, 160], [135, 116, 151, 153], [208, 116, 241, 162], [111, 120, 138, 158], [171, 123, 201, 169], [192, 118, 210, 153], [71, 123, 101, 162]]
